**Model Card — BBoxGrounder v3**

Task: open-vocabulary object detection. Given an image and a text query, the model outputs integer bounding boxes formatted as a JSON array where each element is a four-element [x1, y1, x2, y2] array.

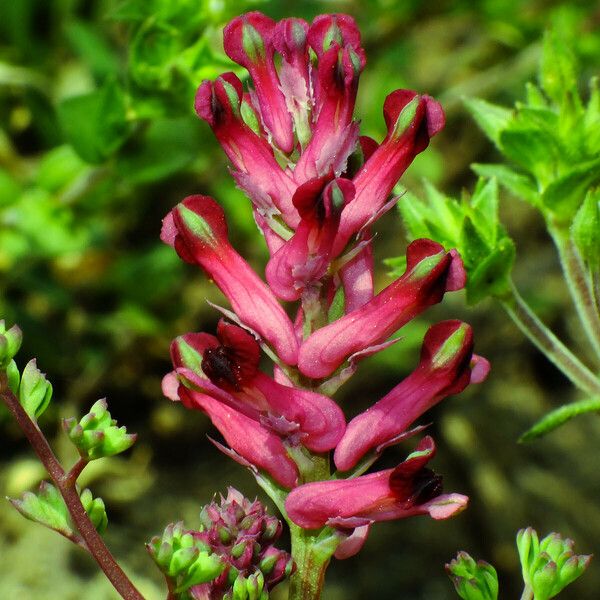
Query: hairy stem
[[0, 374, 145, 600], [500, 283, 600, 395], [549, 224, 600, 361]]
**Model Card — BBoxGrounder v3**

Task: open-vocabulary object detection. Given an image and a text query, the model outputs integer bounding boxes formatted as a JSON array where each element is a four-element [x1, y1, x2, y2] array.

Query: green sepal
[[19, 359, 52, 420], [80, 488, 108, 534], [63, 399, 137, 460], [571, 189, 600, 270], [10, 481, 73, 539], [446, 551, 499, 600], [58, 79, 132, 164], [519, 396, 600, 442], [0, 321, 22, 369]]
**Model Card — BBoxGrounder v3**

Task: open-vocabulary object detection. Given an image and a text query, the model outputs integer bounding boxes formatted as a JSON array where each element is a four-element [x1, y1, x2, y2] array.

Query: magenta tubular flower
[[171, 320, 345, 453], [161, 195, 299, 365], [266, 177, 355, 301], [194, 73, 297, 223], [334, 320, 490, 471], [286, 436, 467, 531], [293, 15, 365, 183], [177, 385, 298, 489], [223, 12, 294, 154], [298, 239, 466, 378], [333, 90, 445, 254]]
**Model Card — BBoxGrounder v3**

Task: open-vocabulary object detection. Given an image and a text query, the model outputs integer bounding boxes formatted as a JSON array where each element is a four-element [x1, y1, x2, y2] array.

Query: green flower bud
[[446, 551, 499, 600], [148, 521, 225, 594], [63, 399, 136, 460], [19, 359, 52, 420], [10, 481, 72, 539], [0, 321, 22, 368], [517, 528, 591, 600], [80, 488, 108, 534]]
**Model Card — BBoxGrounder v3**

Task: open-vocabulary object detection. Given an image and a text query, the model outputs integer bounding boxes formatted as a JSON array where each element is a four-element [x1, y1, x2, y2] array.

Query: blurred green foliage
[[1, 0, 600, 599]]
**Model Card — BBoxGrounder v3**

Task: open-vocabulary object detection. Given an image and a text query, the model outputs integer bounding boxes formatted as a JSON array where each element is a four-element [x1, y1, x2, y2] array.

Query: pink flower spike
[[195, 74, 297, 223], [165, 196, 299, 365], [334, 90, 445, 254], [223, 12, 294, 153], [334, 320, 480, 471], [286, 436, 467, 530], [266, 177, 354, 301], [178, 386, 298, 489], [298, 239, 466, 378]]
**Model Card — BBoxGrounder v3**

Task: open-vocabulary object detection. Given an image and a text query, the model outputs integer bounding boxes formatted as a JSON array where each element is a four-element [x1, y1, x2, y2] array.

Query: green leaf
[[498, 127, 559, 184], [19, 359, 52, 420], [460, 216, 491, 268], [466, 237, 516, 304], [470, 178, 499, 243], [584, 77, 600, 154], [572, 188, 600, 270], [463, 97, 512, 147], [472, 163, 539, 207], [64, 20, 120, 79], [525, 83, 550, 109], [541, 157, 600, 223], [36, 145, 88, 193], [116, 118, 203, 184], [519, 396, 600, 442], [539, 30, 579, 107], [10, 481, 73, 538], [58, 79, 131, 164]]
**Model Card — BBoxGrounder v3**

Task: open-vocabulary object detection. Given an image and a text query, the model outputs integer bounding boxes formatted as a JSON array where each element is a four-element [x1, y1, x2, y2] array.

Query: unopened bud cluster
[[149, 488, 292, 599]]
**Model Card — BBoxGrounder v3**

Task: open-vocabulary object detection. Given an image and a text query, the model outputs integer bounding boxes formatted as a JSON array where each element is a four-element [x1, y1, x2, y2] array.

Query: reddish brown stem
[[0, 373, 145, 600]]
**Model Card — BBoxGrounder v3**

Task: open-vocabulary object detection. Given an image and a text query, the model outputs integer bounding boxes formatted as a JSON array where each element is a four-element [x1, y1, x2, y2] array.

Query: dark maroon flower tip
[[195, 73, 244, 126]]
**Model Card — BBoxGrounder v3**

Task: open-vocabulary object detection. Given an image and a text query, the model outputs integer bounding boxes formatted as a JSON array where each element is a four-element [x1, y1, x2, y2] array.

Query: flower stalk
[[500, 282, 600, 395], [549, 223, 600, 362]]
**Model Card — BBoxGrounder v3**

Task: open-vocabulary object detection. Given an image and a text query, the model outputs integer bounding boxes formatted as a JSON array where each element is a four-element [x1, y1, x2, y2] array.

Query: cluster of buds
[[162, 11, 489, 558], [148, 488, 292, 599]]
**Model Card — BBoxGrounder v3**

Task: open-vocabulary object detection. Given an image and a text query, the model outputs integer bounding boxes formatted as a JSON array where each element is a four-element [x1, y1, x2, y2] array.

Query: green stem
[[0, 374, 145, 600], [549, 224, 600, 361], [288, 526, 331, 600], [500, 282, 600, 395]]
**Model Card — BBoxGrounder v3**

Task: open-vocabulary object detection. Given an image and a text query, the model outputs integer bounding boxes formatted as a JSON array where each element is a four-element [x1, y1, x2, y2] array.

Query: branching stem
[[0, 373, 145, 600]]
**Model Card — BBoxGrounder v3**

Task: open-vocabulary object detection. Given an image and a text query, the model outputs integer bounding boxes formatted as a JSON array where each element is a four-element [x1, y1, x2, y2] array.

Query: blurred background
[[1, 0, 600, 598]]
